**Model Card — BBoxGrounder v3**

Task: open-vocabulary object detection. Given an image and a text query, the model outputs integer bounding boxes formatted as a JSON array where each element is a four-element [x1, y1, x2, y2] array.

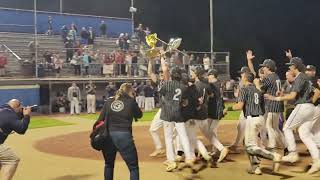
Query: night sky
[[1, 0, 320, 78]]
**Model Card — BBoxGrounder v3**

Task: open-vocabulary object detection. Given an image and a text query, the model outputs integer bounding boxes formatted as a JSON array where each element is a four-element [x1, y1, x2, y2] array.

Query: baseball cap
[[259, 59, 276, 72], [238, 66, 250, 74], [306, 65, 316, 71], [208, 68, 218, 77], [192, 66, 206, 77], [286, 57, 305, 71]]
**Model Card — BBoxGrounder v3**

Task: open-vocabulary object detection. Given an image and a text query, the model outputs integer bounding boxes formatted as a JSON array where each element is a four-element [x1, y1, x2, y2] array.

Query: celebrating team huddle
[[147, 49, 320, 175]]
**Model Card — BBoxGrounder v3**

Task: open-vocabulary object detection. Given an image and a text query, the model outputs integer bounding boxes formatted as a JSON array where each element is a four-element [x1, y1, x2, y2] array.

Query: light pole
[[209, 0, 214, 62], [60, 0, 63, 13], [34, 0, 38, 78], [129, 0, 137, 36]]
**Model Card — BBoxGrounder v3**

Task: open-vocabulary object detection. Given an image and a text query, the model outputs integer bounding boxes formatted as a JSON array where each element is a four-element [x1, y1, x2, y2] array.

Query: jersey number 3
[[173, 88, 182, 101], [254, 93, 259, 105]]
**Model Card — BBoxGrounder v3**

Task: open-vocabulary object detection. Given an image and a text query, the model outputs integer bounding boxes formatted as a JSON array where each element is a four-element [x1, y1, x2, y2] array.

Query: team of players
[[147, 50, 320, 175]]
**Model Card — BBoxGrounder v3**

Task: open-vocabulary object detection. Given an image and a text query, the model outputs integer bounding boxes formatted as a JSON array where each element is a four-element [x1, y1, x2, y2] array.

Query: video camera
[[21, 105, 39, 112]]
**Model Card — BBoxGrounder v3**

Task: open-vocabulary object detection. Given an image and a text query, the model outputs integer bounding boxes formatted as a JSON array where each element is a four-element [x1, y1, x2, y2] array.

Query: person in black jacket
[[0, 99, 31, 180], [99, 83, 142, 180]]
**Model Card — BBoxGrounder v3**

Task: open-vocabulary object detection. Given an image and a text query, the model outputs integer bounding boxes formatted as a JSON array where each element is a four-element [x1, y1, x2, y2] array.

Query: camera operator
[[0, 99, 31, 180], [99, 83, 142, 180]]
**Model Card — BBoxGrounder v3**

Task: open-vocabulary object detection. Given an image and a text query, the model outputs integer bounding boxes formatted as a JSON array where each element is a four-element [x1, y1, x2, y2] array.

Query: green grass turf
[[29, 116, 73, 129], [78, 103, 241, 122]]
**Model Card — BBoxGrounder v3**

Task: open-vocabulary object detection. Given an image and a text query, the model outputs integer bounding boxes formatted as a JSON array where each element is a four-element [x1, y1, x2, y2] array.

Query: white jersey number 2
[[173, 88, 182, 101], [254, 93, 259, 105]]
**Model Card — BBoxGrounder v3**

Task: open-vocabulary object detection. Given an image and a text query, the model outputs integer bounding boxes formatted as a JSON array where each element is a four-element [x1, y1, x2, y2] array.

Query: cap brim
[[259, 64, 265, 67], [285, 63, 294, 66]]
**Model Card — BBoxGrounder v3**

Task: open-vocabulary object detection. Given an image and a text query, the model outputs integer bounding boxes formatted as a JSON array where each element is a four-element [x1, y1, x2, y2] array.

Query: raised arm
[[246, 50, 257, 77]]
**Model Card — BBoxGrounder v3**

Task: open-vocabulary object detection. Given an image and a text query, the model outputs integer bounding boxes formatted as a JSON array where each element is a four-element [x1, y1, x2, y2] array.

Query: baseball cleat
[[281, 152, 299, 163], [272, 152, 282, 172], [247, 166, 262, 175], [166, 161, 177, 172], [217, 147, 229, 163], [175, 155, 185, 162], [307, 160, 320, 174], [150, 149, 165, 157]]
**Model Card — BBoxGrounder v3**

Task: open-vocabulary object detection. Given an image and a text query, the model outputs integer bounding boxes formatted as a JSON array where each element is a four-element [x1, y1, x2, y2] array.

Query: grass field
[[29, 116, 73, 129]]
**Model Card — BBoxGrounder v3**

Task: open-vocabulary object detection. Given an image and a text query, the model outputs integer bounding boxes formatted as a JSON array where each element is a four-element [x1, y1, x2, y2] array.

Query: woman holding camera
[[99, 83, 142, 180]]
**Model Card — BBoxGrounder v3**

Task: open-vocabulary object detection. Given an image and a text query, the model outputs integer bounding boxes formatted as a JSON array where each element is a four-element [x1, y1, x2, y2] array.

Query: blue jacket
[[0, 104, 30, 144]]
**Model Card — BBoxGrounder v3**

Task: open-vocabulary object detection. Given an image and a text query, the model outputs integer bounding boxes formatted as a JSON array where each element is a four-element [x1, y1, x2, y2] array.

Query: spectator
[[135, 81, 145, 109], [131, 52, 139, 77], [80, 27, 89, 45], [115, 50, 125, 76], [144, 27, 151, 36], [135, 24, 145, 44], [106, 82, 117, 98], [65, 40, 74, 63], [88, 27, 95, 46], [43, 50, 53, 70], [61, 25, 69, 43], [46, 16, 53, 35], [0, 54, 7, 77], [116, 33, 126, 50], [27, 41, 38, 62], [82, 51, 90, 76], [125, 51, 132, 77], [71, 22, 78, 33], [68, 26, 77, 43], [99, 20, 107, 38], [102, 53, 114, 77], [86, 81, 96, 114], [53, 53, 63, 78], [123, 33, 130, 50], [203, 53, 211, 70], [67, 82, 81, 115], [70, 54, 81, 76], [144, 80, 155, 111]]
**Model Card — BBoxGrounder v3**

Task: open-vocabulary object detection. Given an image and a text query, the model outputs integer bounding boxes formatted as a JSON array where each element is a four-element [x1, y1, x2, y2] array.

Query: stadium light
[[130, 0, 136, 35]]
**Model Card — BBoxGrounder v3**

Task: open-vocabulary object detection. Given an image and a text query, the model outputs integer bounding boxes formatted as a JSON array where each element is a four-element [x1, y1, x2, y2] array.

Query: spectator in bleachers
[[115, 50, 126, 76], [116, 33, 126, 50], [125, 51, 133, 77], [53, 53, 63, 78], [102, 53, 114, 77], [99, 20, 107, 38], [70, 54, 81, 76], [106, 82, 117, 98], [68, 26, 77, 43], [43, 50, 53, 70], [88, 27, 95, 46], [68, 82, 81, 115], [135, 24, 145, 44], [82, 51, 90, 76], [80, 27, 89, 45], [203, 53, 211, 70], [71, 23, 78, 33], [65, 40, 74, 63], [45, 16, 53, 36], [123, 33, 130, 50], [144, 80, 155, 111], [85, 81, 96, 114], [0, 54, 7, 77], [131, 51, 139, 77], [61, 25, 69, 43], [136, 81, 145, 109]]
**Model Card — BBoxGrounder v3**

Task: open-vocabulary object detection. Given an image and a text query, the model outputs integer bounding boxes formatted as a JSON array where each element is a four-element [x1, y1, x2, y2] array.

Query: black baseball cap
[[259, 59, 276, 72], [306, 65, 316, 71], [238, 66, 250, 74], [286, 57, 305, 71], [208, 68, 218, 77], [192, 66, 206, 77]]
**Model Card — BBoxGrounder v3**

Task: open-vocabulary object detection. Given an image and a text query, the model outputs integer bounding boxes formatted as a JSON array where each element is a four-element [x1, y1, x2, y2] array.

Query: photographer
[[0, 99, 31, 180], [100, 83, 142, 180]]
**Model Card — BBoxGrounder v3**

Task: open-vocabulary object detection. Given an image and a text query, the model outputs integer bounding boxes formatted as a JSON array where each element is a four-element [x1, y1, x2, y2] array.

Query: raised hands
[[246, 50, 255, 61], [285, 49, 292, 59]]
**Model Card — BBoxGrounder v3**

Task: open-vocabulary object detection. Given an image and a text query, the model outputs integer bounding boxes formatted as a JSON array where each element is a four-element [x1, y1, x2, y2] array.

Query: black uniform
[[160, 80, 186, 122], [309, 76, 320, 106], [208, 81, 225, 120], [261, 73, 284, 113], [292, 73, 314, 105], [239, 84, 265, 118], [194, 81, 213, 120], [181, 84, 201, 121]]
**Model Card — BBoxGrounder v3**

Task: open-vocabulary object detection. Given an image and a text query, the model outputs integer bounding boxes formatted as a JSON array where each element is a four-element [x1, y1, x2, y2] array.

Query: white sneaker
[[281, 152, 299, 163], [150, 149, 165, 157], [308, 160, 320, 174], [272, 152, 282, 172], [254, 167, 262, 175], [218, 147, 229, 163]]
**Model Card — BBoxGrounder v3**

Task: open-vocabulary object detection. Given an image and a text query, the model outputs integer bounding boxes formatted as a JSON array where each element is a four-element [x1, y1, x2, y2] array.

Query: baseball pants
[[0, 144, 20, 180], [163, 121, 194, 162], [144, 97, 155, 111], [149, 109, 164, 150], [232, 111, 246, 147], [70, 97, 80, 114], [245, 116, 275, 166], [136, 96, 145, 109], [265, 112, 286, 149], [185, 120, 210, 158], [312, 105, 320, 148], [198, 119, 224, 152], [284, 103, 319, 160], [86, 94, 96, 113]]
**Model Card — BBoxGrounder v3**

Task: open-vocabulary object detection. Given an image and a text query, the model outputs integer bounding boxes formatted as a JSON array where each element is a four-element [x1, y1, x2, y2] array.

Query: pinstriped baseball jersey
[[261, 73, 284, 112], [239, 84, 265, 118], [159, 80, 186, 122], [292, 73, 314, 105]]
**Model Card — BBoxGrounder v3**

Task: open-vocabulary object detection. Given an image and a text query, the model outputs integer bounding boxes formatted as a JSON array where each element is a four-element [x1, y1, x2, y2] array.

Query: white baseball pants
[[144, 97, 155, 111], [265, 112, 286, 149], [70, 97, 80, 114], [86, 94, 96, 113], [149, 109, 164, 150], [232, 111, 246, 147]]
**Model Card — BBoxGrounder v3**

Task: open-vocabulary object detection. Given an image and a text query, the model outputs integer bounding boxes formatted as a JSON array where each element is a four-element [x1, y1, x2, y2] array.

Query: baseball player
[[191, 66, 228, 162], [148, 55, 169, 158], [159, 66, 195, 172], [232, 72, 282, 175], [265, 57, 320, 174]]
